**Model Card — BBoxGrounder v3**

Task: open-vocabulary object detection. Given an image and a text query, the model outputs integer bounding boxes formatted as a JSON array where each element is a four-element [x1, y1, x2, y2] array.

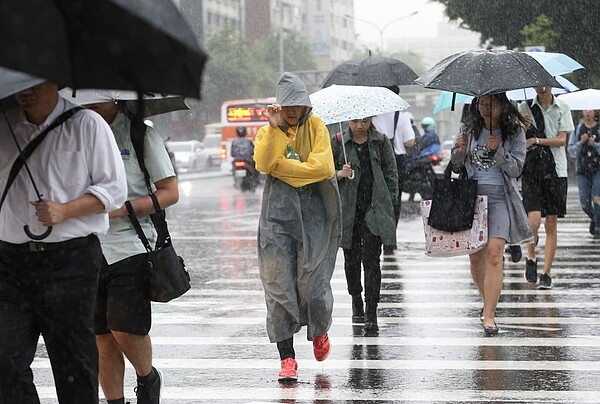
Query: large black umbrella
[[0, 0, 207, 98], [414, 50, 562, 97], [322, 56, 418, 88]]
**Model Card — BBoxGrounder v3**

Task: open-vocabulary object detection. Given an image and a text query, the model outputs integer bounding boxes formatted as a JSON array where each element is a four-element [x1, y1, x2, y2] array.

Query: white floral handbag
[[421, 195, 488, 257]]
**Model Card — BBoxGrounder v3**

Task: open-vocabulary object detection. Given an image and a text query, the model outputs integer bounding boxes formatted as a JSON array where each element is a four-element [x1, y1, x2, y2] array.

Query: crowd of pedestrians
[[0, 67, 596, 400]]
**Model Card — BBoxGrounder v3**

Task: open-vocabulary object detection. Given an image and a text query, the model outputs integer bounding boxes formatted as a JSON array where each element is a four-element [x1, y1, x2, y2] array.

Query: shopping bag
[[421, 195, 488, 257]]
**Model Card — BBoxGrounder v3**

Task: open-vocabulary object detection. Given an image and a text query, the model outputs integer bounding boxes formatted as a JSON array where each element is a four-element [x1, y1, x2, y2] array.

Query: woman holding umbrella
[[332, 117, 397, 335], [451, 93, 532, 335]]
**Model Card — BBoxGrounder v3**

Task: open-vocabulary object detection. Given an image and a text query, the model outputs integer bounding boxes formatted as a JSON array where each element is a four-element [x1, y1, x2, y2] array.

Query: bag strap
[[0, 107, 83, 211], [526, 100, 546, 138], [124, 200, 153, 253], [128, 120, 171, 249]]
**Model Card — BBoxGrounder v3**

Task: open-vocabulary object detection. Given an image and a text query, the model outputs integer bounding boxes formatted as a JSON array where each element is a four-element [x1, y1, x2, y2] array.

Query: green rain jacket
[[332, 126, 398, 249]]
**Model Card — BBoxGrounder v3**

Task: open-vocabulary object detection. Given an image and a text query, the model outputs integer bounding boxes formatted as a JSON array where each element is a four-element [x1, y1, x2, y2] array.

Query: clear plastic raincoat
[[254, 73, 342, 343]]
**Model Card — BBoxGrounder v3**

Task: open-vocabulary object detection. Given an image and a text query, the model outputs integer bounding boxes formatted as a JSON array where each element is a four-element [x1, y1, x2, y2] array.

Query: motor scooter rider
[[231, 126, 258, 183], [415, 117, 442, 159]]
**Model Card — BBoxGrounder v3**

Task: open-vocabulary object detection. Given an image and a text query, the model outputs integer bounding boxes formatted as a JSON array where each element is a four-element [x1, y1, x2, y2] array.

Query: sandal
[[483, 323, 499, 336]]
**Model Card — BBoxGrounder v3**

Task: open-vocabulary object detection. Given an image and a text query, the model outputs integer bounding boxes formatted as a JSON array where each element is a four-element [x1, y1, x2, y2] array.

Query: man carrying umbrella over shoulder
[[0, 81, 127, 403], [254, 72, 341, 382]]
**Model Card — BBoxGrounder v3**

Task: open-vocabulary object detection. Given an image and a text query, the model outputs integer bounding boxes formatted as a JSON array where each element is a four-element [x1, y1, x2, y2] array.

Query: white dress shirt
[[372, 111, 415, 155], [0, 97, 127, 243]]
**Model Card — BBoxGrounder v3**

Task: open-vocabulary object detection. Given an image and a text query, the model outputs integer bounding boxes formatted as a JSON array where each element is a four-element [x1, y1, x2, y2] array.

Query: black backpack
[[521, 100, 557, 179]]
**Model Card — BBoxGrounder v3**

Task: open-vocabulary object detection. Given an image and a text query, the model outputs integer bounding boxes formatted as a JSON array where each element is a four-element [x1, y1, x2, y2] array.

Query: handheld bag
[[125, 196, 190, 302], [427, 165, 477, 232], [421, 195, 488, 257]]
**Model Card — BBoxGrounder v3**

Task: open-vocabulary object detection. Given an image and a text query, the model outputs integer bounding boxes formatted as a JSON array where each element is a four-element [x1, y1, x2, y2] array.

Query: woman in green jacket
[[332, 117, 398, 334]]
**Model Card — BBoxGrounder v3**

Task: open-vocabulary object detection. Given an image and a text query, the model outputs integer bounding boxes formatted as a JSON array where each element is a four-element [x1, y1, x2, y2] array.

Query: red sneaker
[[312, 334, 330, 361], [278, 358, 298, 381]]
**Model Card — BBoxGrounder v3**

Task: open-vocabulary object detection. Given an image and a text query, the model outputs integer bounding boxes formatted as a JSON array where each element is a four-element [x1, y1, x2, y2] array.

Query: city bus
[[209, 97, 275, 173]]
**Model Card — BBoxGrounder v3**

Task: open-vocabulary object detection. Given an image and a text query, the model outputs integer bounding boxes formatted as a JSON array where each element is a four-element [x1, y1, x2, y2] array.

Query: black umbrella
[[414, 49, 562, 97], [0, 0, 207, 98], [322, 56, 418, 88], [58, 89, 189, 118]]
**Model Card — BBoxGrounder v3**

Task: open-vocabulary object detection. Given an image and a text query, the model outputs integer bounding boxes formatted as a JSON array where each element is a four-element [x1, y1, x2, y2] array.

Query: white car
[[199, 134, 224, 169], [166, 140, 205, 171]]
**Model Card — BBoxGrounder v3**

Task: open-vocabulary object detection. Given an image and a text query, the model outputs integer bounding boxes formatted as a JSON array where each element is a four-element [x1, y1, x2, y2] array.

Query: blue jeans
[[0, 237, 102, 404], [576, 171, 600, 229]]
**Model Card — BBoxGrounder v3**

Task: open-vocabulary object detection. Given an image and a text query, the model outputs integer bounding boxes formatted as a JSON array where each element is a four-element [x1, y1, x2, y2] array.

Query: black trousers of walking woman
[[343, 214, 382, 303]]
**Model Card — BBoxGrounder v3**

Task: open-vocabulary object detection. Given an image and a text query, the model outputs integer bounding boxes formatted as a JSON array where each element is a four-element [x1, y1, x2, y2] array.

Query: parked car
[[166, 140, 205, 171], [200, 134, 223, 169]]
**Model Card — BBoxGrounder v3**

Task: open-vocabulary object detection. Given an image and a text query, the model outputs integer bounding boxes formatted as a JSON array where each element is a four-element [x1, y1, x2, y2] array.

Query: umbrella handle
[[24, 225, 52, 241], [349, 169, 355, 180]]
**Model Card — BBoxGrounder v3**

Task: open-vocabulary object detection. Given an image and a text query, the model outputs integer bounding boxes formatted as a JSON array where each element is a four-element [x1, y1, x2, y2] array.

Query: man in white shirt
[[372, 107, 415, 254], [0, 81, 127, 403]]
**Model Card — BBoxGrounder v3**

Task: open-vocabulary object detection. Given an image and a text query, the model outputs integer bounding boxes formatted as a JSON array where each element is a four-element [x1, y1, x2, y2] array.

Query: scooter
[[232, 159, 258, 192], [404, 154, 439, 201]]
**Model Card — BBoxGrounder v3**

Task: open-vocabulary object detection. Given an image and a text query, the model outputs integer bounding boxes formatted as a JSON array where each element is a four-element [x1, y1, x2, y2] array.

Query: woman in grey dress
[[451, 93, 533, 335]]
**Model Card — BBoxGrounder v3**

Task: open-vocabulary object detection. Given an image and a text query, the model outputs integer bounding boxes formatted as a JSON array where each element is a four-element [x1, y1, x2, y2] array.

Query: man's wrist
[[535, 137, 540, 145]]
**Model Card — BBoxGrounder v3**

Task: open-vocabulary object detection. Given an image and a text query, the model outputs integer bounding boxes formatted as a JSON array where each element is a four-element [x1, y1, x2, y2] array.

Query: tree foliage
[[200, 29, 316, 123], [434, 0, 600, 87]]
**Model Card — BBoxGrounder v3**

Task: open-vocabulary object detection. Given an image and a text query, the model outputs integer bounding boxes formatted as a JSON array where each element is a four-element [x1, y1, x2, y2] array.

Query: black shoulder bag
[[522, 101, 557, 179], [126, 121, 190, 302]]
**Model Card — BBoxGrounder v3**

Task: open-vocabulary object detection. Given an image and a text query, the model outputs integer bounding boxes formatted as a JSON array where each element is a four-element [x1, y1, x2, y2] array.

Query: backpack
[[521, 100, 557, 179], [575, 123, 600, 174]]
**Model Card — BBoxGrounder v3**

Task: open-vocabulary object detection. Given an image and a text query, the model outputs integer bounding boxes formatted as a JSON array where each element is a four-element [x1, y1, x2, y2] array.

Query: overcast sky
[[352, 0, 448, 44]]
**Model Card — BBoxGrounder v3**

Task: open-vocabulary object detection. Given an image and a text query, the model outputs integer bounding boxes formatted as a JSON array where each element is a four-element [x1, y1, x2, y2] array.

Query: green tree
[[200, 29, 317, 123], [434, 0, 600, 87], [520, 14, 559, 50]]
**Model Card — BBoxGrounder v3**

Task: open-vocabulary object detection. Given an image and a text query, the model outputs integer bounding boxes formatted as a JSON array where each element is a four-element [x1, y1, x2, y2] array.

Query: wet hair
[[466, 93, 524, 142]]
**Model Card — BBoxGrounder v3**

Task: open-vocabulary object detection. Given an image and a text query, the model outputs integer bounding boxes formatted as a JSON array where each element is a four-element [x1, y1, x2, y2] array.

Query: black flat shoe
[[483, 323, 499, 336]]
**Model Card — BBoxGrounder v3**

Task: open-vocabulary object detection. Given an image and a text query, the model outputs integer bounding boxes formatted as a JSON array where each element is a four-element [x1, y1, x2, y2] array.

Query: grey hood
[[276, 72, 312, 130]]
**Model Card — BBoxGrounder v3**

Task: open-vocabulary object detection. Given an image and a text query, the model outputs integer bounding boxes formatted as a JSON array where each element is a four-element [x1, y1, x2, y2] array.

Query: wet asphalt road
[[34, 171, 600, 403]]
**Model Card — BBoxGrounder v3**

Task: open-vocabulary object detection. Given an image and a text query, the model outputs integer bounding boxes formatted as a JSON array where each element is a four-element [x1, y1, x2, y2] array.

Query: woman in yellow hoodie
[[254, 72, 341, 382]]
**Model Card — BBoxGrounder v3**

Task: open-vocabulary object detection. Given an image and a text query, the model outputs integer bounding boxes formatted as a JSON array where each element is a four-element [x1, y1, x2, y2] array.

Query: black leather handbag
[[427, 165, 478, 232], [125, 196, 190, 302], [125, 119, 190, 302]]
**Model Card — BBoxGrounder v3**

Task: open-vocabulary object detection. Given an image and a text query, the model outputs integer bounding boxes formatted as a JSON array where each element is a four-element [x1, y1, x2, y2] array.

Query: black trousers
[[343, 215, 382, 303], [0, 236, 102, 404]]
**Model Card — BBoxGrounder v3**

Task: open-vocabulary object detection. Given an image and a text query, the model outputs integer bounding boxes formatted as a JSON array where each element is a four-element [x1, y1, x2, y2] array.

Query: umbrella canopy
[[59, 88, 189, 118], [0, 66, 45, 101], [322, 56, 418, 88], [0, 0, 207, 98], [557, 89, 600, 110], [432, 75, 579, 114], [524, 51, 584, 76], [309, 85, 410, 125], [415, 49, 562, 97]]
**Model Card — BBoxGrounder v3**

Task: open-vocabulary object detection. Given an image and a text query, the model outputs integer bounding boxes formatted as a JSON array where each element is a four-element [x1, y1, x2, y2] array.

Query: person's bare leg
[[482, 238, 505, 328], [470, 249, 486, 314], [111, 331, 153, 377], [527, 211, 542, 259], [543, 215, 558, 275], [96, 334, 126, 400]]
